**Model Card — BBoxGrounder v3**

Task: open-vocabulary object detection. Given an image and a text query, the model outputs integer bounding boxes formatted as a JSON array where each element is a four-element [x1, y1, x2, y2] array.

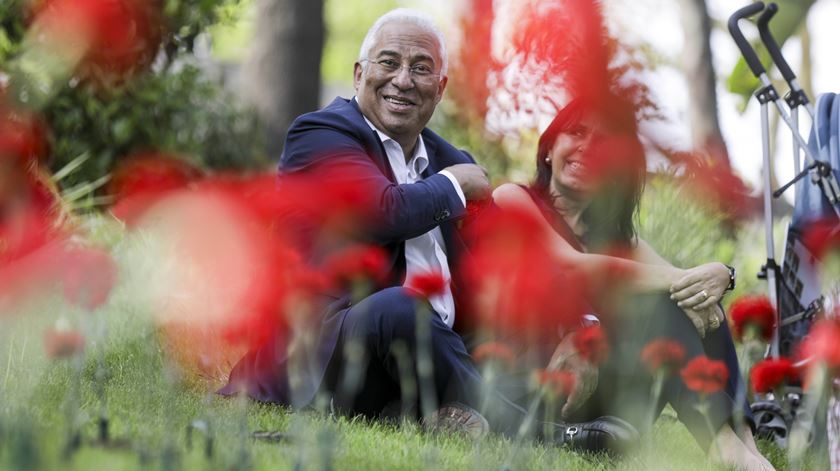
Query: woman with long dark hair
[[492, 99, 774, 471]]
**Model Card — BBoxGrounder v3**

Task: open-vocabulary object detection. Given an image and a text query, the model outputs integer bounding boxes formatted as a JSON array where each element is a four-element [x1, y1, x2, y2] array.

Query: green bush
[[0, 0, 266, 194]]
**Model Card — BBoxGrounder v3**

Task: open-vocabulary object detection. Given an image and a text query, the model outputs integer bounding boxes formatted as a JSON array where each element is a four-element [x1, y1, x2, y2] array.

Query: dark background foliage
[[0, 0, 266, 192]]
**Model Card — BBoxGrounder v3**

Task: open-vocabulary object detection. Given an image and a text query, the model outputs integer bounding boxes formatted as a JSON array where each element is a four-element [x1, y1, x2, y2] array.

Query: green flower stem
[[504, 387, 545, 470], [323, 279, 377, 414], [391, 341, 417, 420], [734, 337, 764, 432], [696, 398, 721, 464], [647, 370, 666, 433], [543, 397, 557, 443], [415, 302, 438, 420], [789, 363, 828, 470], [478, 363, 493, 417]]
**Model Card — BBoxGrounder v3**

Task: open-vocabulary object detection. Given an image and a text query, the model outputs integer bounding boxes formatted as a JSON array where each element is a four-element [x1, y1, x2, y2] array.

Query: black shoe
[[555, 416, 640, 455], [422, 402, 490, 440]]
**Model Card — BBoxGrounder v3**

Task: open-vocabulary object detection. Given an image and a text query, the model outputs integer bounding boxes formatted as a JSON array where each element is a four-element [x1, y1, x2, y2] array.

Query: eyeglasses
[[360, 58, 442, 85]]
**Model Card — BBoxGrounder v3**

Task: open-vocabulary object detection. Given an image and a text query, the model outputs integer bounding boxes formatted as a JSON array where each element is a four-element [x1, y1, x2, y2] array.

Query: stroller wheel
[[751, 401, 792, 448]]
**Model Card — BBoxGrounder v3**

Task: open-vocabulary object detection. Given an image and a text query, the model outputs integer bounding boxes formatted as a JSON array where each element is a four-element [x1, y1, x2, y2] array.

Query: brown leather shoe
[[422, 403, 490, 440]]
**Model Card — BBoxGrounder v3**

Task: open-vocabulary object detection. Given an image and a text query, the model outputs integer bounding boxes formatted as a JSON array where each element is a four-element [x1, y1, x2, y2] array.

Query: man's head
[[354, 9, 448, 151]]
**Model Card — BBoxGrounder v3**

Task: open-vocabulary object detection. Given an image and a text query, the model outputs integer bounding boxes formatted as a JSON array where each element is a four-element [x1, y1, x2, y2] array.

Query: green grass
[[0, 183, 831, 470], [0, 267, 828, 471]]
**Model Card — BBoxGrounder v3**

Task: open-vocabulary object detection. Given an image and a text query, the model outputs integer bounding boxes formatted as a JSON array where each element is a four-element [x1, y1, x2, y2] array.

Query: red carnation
[[797, 318, 840, 374], [458, 199, 492, 231], [108, 152, 203, 223], [459, 205, 588, 339], [573, 325, 609, 364], [803, 219, 840, 261], [108, 152, 201, 200], [750, 357, 799, 394], [472, 341, 516, 370], [534, 368, 576, 399], [324, 245, 388, 288], [0, 108, 51, 165], [59, 247, 118, 310], [641, 338, 686, 373], [44, 328, 85, 358], [272, 166, 380, 236], [31, 0, 162, 81], [406, 270, 447, 298], [680, 356, 729, 395], [729, 295, 776, 342]]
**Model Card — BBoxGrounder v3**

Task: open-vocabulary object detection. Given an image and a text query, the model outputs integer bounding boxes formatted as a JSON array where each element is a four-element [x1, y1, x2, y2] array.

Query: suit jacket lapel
[[348, 99, 396, 183]]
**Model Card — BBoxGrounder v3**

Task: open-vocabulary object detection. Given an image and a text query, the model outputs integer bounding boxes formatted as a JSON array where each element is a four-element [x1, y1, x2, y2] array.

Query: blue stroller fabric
[[794, 93, 840, 227], [775, 93, 840, 357]]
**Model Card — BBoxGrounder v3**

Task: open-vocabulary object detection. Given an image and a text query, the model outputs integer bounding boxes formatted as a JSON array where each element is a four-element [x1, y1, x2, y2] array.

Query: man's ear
[[434, 75, 448, 104], [353, 62, 363, 92]]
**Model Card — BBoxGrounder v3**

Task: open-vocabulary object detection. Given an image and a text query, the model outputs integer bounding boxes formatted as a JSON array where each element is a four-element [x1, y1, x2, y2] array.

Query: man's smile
[[383, 94, 417, 111]]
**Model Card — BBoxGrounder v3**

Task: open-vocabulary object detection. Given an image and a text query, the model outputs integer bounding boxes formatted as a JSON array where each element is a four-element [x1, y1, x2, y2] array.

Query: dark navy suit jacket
[[219, 97, 475, 406]]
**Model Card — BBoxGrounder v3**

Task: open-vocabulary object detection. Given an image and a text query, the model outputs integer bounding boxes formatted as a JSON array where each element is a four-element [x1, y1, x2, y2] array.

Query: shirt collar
[[356, 97, 429, 179]]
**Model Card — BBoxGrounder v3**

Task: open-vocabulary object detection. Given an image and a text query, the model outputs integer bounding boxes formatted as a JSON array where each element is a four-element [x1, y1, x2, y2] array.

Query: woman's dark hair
[[531, 98, 646, 249]]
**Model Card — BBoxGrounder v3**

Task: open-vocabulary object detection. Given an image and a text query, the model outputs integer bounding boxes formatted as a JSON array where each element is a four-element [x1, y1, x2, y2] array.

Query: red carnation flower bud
[[641, 338, 686, 373], [458, 203, 590, 339], [406, 270, 447, 298], [59, 247, 118, 310], [730, 295, 776, 342], [0, 106, 51, 166], [797, 318, 840, 375], [680, 355, 729, 395], [803, 219, 840, 261], [750, 357, 799, 394], [472, 341, 516, 370], [573, 325, 609, 364], [108, 152, 202, 223], [31, 0, 162, 82], [108, 152, 201, 200], [324, 245, 389, 288], [533, 368, 576, 399], [44, 328, 85, 358]]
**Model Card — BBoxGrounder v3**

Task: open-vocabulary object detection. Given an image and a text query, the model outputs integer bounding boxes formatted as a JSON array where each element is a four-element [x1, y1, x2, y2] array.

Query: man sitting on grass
[[220, 8, 636, 452]]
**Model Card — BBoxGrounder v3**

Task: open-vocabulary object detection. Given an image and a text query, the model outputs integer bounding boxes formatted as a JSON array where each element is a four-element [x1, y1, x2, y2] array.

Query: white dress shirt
[[360, 110, 465, 328]]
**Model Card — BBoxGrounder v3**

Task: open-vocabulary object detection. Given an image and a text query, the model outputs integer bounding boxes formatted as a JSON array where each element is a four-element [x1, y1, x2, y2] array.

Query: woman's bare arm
[[633, 238, 729, 336], [492, 183, 686, 292]]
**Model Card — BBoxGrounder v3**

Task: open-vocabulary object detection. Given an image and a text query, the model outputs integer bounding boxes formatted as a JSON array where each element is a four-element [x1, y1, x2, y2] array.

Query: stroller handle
[[758, 4, 798, 86], [728, 2, 766, 78]]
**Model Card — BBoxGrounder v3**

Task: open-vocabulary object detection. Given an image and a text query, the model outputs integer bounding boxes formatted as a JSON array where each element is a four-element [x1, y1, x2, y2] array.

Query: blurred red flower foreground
[[43, 329, 85, 358], [110, 162, 386, 383], [730, 295, 775, 342], [797, 317, 840, 376], [29, 0, 162, 81], [681, 356, 728, 395], [459, 205, 588, 340], [406, 271, 447, 298], [472, 341, 516, 370], [534, 369, 576, 400], [750, 358, 799, 394], [641, 338, 686, 374]]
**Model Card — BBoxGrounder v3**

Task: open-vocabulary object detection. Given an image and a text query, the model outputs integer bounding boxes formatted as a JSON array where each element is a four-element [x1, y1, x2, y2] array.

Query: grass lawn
[[0, 289, 828, 470], [0, 213, 830, 470]]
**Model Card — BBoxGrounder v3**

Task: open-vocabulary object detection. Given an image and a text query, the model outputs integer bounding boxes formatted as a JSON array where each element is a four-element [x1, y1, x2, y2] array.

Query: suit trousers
[[320, 286, 529, 436]]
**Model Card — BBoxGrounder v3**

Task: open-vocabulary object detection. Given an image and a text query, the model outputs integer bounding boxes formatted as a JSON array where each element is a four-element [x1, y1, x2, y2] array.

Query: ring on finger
[[709, 317, 721, 329], [700, 290, 708, 300]]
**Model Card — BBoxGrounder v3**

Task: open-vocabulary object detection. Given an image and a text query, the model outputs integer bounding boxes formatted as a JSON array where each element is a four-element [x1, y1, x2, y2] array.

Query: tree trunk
[[246, 0, 325, 158], [678, 0, 730, 166], [799, 21, 813, 100]]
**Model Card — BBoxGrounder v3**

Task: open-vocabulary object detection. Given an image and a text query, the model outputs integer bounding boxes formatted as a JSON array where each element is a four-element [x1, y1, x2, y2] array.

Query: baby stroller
[[729, 2, 840, 448]]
